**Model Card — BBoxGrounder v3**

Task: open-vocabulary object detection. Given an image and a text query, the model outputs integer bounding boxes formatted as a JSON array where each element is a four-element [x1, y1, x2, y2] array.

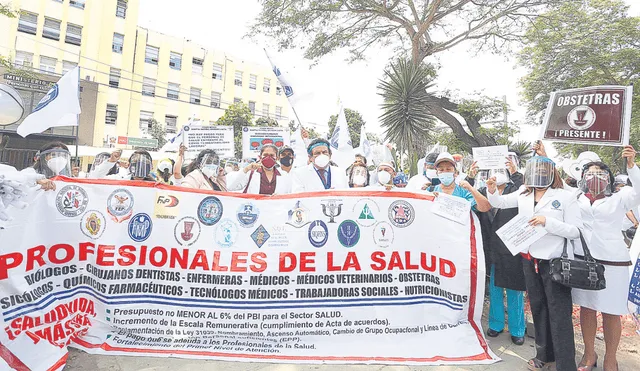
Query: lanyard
[[314, 166, 332, 189]]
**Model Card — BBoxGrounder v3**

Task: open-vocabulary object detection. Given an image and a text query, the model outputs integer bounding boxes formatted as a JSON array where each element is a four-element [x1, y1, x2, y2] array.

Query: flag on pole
[[264, 49, 297, 104], [160, 117, 197, 152], [358, 124, 371, 158], [330, 103, 353, 151], [17, 66, 81, 137]]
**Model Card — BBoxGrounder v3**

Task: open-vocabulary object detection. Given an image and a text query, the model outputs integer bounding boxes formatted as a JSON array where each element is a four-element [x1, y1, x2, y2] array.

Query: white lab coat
[[487, 186, 582, 260], [406, 174, 430, 192], [291, 164, 349, 193], [227, 169, 292, 195], [88, 161, 130, 180]]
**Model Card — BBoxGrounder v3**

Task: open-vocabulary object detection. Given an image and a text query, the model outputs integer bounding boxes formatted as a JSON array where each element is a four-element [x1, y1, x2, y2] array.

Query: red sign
[[541, 85, 633, 146], [117, 136, 128, 145]]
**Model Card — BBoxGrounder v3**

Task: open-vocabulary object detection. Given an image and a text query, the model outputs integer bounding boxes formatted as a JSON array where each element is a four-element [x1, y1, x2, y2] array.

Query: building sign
[[242, 126, 290, 159], [117, 136, 158, 148], [541, 85, 633, 146], [184, 125, 234, 157], [3, 73, 53, 93]]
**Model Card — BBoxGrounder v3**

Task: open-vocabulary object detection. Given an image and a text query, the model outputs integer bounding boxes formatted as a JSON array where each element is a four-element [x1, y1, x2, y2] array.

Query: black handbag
[[548, 231, 606, 290]]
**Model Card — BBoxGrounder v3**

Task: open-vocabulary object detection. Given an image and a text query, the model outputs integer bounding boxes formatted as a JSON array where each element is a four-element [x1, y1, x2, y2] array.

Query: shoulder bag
[[548, 231, 606, 290]]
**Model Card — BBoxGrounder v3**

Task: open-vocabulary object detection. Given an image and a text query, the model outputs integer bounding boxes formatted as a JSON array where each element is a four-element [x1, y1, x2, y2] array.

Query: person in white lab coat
[[228, 144, 292, 195], [407, 152, 440, 192], [572, 146, 639, 371], [367, 162, 401, 191], [290, 138, 348, 193], [88, 149, 132, 180], [487, 156, 582, 371]]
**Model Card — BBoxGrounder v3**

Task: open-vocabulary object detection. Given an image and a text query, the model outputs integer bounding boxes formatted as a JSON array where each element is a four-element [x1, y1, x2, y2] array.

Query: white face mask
[[425, 169, 438, 180], [47, 157, 68, 175], [495, 173, 509, 186], [224, 166, 234, 174], [314, 154, 330, 169], [377, 171, 392, 185], [352, 174, 367, 186], [201, 164, 219, 179]]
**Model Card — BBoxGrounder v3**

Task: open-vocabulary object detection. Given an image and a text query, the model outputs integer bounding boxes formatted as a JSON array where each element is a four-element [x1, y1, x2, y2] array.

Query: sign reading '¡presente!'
[[541, 85, 633, 146]]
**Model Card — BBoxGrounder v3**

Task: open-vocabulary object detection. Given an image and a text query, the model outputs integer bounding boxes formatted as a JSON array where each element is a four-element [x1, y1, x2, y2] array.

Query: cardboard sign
[[472, 145, 508, 170], [184, 125, 234, 157], [242, 126, 290, 159]]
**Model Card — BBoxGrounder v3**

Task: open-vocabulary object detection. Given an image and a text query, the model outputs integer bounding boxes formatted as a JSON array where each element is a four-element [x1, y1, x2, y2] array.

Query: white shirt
[[291, 164, 349, 193], [366, 184, 402, 191], [227, 169, 292, 195], [88, 161, 130, 180], [407, 174, 430, 192]]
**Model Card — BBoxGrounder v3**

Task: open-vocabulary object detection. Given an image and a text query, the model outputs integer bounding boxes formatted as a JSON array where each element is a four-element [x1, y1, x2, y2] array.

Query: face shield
[[41, 148, 71, 177], [507, 152, 519, 169], [92, 153, 110, 169], [490, 168, 510, 186], [524, 157, 555, 188], [129, 153, 152, 179], [350, 166, 368, 187], [200, 153, 220, 179], [581, 169, 611, 196], [474, 170, 490, 189]]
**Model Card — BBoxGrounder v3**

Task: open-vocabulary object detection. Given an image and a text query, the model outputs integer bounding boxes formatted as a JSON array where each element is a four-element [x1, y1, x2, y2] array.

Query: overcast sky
[[139, 0, 640, 150]]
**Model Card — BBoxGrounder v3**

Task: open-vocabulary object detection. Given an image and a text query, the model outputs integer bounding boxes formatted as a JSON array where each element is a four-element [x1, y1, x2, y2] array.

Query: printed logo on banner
[[251, 225, 270, 248], [154, 192, 180, 220], [308, 220, 329, 248], [198, 196, 223, 226], [321, 199, 343, 223], [373, 221, 394, 248], [237, 203, 260, 227], [106, 188, 134, 223], [214, 218, 238, 248], [128, 213, 152, 242], [266, 224, 289, 248], [174, 216, 201, 246], [353, 198, 379, 227], [56, 185, 88, 217], [567, 106, 597, 130], [80, 210, 106, 239], [388, 200, 415, 228], [338, 220, 360, 248], [552, 200, 561, 210], [286, 200, 310, 228]]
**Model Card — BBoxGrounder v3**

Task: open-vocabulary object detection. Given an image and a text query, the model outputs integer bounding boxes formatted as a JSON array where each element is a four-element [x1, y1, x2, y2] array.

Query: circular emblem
[[174, 217, 201, 246], [353, 198, 379, 227], [198, 196, 223, 226], [214, 218, 238, 248], [388, 200, 415, 228], [243, 127, 249, 132], [128, 213, 152, 242], [80, 210, 106, 240], [308, 220, 329, 248], [337, 220, 360, 248], [183, 126, 190, 132], [237, 202, 260, 228], [567, 105, 596, 131], [552, 200, 561, 209], [107, 188, 134, 223], [56, 185, 89, 217], [373, 222, 394, 248], [33, 84, 59, 113]]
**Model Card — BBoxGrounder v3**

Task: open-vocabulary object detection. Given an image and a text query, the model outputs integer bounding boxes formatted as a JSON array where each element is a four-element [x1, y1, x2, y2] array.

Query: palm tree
[[508, 141, 533, 168], [378, 59, 436, 175]]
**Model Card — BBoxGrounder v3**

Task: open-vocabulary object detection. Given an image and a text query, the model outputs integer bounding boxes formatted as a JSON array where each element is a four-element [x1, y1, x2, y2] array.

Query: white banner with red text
[[0, 178, 497, 370]]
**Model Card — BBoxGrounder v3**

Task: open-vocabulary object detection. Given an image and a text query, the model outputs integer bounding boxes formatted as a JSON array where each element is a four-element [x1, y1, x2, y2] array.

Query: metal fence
[[0, 148, 38, 170]]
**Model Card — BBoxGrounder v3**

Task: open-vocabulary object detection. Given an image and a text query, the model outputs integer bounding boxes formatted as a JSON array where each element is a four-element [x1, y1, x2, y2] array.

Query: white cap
[[434, 152, 456, 167], [377, 161, 395, 171]]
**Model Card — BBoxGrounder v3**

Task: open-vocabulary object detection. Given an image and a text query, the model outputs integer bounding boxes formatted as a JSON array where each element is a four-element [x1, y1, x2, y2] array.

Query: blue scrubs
[[488, 265, 526, 337]]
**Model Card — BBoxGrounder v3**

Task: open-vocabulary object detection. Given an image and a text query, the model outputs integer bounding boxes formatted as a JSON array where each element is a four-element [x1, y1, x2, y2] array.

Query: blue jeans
[[488, 265, 526, 337]]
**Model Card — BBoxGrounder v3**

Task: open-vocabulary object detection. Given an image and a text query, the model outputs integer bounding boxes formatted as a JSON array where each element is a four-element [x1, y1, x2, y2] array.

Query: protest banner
[[541, 85, 633, 146], [471, 145, 508, 170], [242, 127, 290, 159], [0, 179, 497, 369], [184, 125, 234, 157]]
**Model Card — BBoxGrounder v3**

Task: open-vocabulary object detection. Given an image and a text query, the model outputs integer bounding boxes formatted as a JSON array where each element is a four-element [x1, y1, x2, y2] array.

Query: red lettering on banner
[[211, 251, 229, 271], [139, 245, 148, 265], [299, 252, 316, 272], [49, 244, 74, 264], [79, 242, 95, 260], [149, 246, 168, 267], [440, 258, 456, 278], [189, 250, 208, 270], [279, 252, 297, 272], [327, 252, 360, 271], [230, 252, 247, 272], [370, 251, 385, 271], [0, 252, 23, 280], [26, 245, 45, 271], [96, 245, 115, 266], [117, 245, 136, 266], [367, 251, 455, 276], [169, 248, 188, 269], [250, 252, 267, 272]]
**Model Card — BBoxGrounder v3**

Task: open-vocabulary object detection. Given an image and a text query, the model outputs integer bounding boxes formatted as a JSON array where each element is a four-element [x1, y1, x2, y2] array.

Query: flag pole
[[74, 65, 80, 165], [263, 48, 304, 128]]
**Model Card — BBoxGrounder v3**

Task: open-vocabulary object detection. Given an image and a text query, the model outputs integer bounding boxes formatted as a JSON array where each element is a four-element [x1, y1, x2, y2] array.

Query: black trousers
[[523, 259, 577, 371]]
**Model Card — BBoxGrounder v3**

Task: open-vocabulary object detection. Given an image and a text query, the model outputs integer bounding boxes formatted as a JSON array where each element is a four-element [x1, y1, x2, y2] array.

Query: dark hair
[[33, 141, 70, 177], [260, 144, 278, 156], [307, 138, 332, 156], [521, 168, 564, 195], [565, 177, 578, 188], [425, 152, 438, 164], [186, 149, 217, 174], [129, 150, 152, 163], [355, 154, 367, 164]]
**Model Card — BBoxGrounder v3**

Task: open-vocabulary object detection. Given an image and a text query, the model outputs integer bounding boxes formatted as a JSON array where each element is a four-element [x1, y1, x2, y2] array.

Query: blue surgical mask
[[439, 172, 455, 186]]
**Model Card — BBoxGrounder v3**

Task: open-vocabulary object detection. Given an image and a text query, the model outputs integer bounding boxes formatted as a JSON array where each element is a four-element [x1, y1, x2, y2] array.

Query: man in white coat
[[291, 138, 349, 193], [368, 162, 402, 191], [228, 144, 292, 195]]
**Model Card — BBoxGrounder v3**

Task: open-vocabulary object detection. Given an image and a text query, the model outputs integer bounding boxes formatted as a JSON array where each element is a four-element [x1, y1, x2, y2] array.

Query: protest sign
[[432, 193, 471, 225], [0, 180, 497, 369], [495, 214, 548, 255], [471, 146, 508, 170], [541, 85, 633, 146], [242, 127, 289, 159], [184, 125, 234, 157]]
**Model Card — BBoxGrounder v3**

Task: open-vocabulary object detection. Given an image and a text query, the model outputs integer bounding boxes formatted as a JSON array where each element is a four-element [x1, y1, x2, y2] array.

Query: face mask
[[586, 177, 609, 195], [377, 171, 392, 185], [261, 156, 276, 169], [438, 172, 455, 186], [47, 157, 68, 175], [224, 166, 234, 174], [201, 164, 219, 179], [495, 173, 509, 186], [425, 169, 438, 180], [314, 154, 330, 169], [352, 174, 367, 186], [280, 156, 293, 167]]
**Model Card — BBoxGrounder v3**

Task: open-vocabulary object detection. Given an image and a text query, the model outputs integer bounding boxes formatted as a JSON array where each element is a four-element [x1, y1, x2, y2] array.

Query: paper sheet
[[495, 214, 548, 255]]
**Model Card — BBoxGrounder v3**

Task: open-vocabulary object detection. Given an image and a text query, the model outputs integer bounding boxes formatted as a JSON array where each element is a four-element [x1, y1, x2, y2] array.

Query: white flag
[[290, 125, 307, 169], [17, 66, 81, 137], [358, 124, 371, 158], [160, 126, 185, 152], [264, 49, 300, 105], [330, 104, 353, 151]]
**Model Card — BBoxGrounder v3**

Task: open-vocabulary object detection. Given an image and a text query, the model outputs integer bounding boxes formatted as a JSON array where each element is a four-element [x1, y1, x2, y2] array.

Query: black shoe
[[486, 328, 503, 337], [511, 336, 525, 345]]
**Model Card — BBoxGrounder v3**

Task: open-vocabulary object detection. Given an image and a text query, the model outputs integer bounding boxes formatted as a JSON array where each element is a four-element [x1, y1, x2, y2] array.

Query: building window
[[65, 24, 82, 46], [69, 0, 85, 9], [190, 88, 201, 104], [263, 78, 270, 93], [165, 115, 177, 133], [106, 104, 118, 125], [43, 18, 61, 40], [276, 86, 282, 96], [212, 63, 223, 80], [116, 0, 127, 18], [192, 58, 203, 75], [248, 101, 256, 114], [142, 78, 156, 97], [39, 56, 57, 75], [275, 106, 282, 119], [145, 45, 159, 64], [140, 111, 154, 131], [109, 68, 120, 88], [262, 104, 269, 117], [14, 51, 33, 68], [210, 92, 221, 108], [234, 97, 242, 104], [234, 71, 242, 87], [169, 52, 181, 70], [62, 61, 77, 74], [249, 74, 257, 90], [167, 83, 180, 100], [112, 33, 124, 53], [18, 12, 38, 35]]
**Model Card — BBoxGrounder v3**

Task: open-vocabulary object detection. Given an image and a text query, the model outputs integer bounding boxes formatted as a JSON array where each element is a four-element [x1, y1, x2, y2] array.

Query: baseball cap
[[425, 152, 439, 165], [434, 152, 456, 167], [279, 146, 294, 156]]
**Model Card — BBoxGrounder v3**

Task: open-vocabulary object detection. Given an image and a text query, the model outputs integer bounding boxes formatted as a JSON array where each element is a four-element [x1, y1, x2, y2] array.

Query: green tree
[[255, 117, 280, 127], [518, 0, 640, 171], [327, 108, 366, 146], [217, 102, 254, 159], [148, 119, 167, 150], [0, 3, 18, 18], [365, 132, 382, 145]]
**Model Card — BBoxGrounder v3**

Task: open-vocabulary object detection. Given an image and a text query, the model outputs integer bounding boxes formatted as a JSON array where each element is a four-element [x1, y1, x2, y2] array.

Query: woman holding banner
[[486, 157, 582, 371], [180, 149, 228, 191], [229, 144, 292, 195]]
